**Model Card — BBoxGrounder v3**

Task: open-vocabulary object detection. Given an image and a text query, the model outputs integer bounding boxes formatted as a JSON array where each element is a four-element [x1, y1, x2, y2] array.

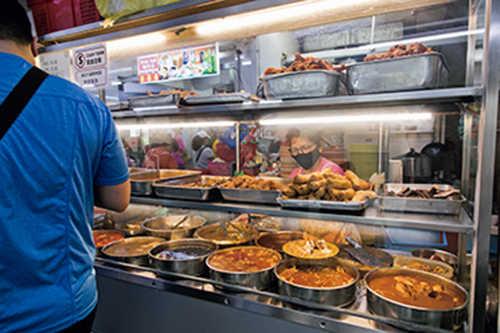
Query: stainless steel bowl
[[206, 246, 282, 290], [255, 231, 304, 253], [411, 248, 459, 266], [149, 239, 218, 276], [365, 267, 468, 330], [101, 236, 165, 266], [194, 221, 259, 247], [141, 215, 205, 240], [274, 257, 359, 308]]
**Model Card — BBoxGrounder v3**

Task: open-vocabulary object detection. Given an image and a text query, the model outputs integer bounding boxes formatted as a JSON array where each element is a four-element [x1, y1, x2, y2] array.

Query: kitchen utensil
[[169, 212, 194, 230], [396, 148, 432, 183], [141, 215, 205, 240], [345, 237, 385, 267]]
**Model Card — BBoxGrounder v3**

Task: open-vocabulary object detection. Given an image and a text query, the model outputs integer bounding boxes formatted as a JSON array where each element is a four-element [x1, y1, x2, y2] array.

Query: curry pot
[[365, 267, 468, 330], [149, 239, 218, 276], [206, 246, 282, 290], [274, 257, 359, 308]]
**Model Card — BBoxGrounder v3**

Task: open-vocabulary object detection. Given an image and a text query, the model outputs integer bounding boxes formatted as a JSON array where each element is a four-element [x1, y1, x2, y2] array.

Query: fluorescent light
[[107, 33, 167, 56], [111, 81, 123, 86], [259, 113, 432, 126], [116, 121, 234, 130], [242, 60, 253, 66]]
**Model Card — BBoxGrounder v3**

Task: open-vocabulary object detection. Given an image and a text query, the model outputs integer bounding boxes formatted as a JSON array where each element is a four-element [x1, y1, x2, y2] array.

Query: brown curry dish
[[279, 265, 355, 288], [208, 247, 281, 273], [368, 275, 466, 310]]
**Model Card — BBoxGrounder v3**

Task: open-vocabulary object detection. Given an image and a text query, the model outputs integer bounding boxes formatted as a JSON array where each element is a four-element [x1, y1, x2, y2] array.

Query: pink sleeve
[[175, 136, 185, 150]]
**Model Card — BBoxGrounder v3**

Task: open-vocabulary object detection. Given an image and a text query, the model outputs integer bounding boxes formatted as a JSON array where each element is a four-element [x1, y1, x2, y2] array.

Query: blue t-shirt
[[0, 53, 129, 333]]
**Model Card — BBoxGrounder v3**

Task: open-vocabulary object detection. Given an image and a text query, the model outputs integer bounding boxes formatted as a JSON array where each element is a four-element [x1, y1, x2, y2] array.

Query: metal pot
[[255, 231, 304, 253], [149, 239, 218, 276], [274, 257, 359, 308], [397, 148, 432, 183], [101, 237, 165, 266], [206, 246, 282, 290], [365, 268, 468, 330], [141, 215, 205, 240]]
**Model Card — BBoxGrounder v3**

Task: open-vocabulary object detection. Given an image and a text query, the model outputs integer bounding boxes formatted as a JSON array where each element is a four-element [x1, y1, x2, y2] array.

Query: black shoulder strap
[[196, 146, 208, 163], [0, 66, 49, 141]]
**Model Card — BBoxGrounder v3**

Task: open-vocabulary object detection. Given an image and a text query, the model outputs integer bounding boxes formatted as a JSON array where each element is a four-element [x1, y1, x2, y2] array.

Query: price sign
[[73, 44, 109, 89], [38, 51, 72, 80]]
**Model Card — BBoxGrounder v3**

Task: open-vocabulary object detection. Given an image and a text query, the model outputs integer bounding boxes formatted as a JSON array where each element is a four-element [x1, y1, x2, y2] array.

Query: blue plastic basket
[[384, 227, 448, 251]]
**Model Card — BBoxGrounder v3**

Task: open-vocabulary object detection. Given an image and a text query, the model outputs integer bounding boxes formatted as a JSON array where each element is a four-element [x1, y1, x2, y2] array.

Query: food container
[[393, 255, 454, 279], [278, 197, 371, 212], [194, 221, 259, 247], [206, 246, 282, 290], [220, 188, 283, 205], [149, 239, 218, 276], [411, 249, 459, 267], [101, 237, 165, 266], [179, 92, 259, 105], [141, 215, 206, 240], [347, 53, 450, 94], [255, 231, 305, 252], [93, 230, 125, 256], [365, 268, 468, 330], [129, 167, 147, 175], [274, 257, 359, 307], [103, 203, 166, 232], [378, 183, 466, 215], [259, 70, 342, 100], [128, 93, 179, 108], [152, 175, 227, 201], [130, 169, 200, 196], [283, 239, 339, 259]]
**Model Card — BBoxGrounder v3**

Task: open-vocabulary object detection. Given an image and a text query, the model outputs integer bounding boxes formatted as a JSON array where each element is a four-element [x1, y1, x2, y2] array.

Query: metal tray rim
[[278, 198, 370, 211], [259, 69, 342, 81], [347, 53, 450, 73]]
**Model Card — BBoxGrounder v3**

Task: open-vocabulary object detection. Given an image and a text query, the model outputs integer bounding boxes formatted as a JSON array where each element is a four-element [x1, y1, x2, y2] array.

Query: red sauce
[[279, 266, 354, 288], [93, 231, 124, 248], [208, 248, 280, 273]]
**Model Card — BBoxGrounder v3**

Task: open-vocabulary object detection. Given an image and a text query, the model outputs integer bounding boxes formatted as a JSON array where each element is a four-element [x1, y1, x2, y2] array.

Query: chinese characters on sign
[[73, 44, 109, 89], [137, 43, 219, 84], [38, 51, 72, 81]]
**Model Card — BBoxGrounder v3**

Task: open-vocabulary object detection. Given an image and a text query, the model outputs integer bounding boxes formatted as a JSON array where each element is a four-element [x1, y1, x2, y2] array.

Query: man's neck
[[0, 40, 35, 65]]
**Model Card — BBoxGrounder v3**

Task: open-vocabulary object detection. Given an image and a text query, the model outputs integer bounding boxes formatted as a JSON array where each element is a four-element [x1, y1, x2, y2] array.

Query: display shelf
[[94, 259, 459, 333], [130, 196, 474, 233], [111, 87, 482, 120]]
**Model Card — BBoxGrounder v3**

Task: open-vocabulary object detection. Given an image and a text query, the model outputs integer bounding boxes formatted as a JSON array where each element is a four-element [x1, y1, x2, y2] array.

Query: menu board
[[138, 44, 219, 84]]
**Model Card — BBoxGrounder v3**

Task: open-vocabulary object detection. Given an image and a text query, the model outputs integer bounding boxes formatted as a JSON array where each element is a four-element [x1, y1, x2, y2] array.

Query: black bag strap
[[0, 66, 49, 140], [196, 146, 208, 163]]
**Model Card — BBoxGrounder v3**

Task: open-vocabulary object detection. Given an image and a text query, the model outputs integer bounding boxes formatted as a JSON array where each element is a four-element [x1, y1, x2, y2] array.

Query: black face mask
[[292, 148, 321, 170]]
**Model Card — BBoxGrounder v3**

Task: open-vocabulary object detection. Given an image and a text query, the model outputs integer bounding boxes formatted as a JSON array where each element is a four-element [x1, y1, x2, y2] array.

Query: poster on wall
[[137, 43, 219, 84]]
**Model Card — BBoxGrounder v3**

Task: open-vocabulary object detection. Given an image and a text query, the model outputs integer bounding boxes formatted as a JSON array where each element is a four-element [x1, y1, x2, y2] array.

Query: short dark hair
[[0, 0, 33, 45], [286, 128, 323, 146], [191, 135, 204, 151]]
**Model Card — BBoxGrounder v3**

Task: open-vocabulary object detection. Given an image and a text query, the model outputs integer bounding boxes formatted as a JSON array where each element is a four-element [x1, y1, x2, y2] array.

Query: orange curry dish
[[369, 275, 466, 310], [92, 231, 124, 248], [208, 247, 281, 273], [279, 266, 355, 288]]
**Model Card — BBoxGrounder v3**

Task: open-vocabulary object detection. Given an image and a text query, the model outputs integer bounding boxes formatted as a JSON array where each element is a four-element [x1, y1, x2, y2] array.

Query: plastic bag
[[95, 0, 183, 22]]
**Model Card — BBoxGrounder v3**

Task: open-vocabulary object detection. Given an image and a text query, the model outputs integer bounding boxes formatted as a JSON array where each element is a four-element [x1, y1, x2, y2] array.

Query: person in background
[[142, 141, 178, 169], [286, 128, 344, 178], [0, 2, 130, 332], [192, 130, 214, 169], [172, 128, 190, 167], [170, 139, 185, 169]]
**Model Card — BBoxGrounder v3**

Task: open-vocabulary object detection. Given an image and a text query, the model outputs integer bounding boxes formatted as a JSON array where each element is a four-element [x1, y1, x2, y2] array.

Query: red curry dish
[[279, 265, 355, 288], [93, 230, 124, 248], [208, 247, 281, 273]]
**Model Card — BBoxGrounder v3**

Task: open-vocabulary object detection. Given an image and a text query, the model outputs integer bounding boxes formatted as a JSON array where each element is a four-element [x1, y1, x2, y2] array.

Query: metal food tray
[[347, 53, 450, 94], [378, 183, 465, 215], [179, 92, 259, 105], [130, 169, 201, 196], [278, 198, 370, 211], [153, 175, 226, 201], [220, 188, 282, 205], [259, 70, 342, 100], [128, 93, 179, 108]]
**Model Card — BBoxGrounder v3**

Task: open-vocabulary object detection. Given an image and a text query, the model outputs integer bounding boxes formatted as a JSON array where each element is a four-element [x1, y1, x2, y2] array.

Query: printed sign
[[38, 51, 72, 81], [137, 43, 219, 84], [73, 44, 108, 89]]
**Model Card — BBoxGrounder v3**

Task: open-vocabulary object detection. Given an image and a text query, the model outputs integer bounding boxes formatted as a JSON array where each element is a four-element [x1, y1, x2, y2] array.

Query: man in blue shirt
[[0, 1, 131, 332]]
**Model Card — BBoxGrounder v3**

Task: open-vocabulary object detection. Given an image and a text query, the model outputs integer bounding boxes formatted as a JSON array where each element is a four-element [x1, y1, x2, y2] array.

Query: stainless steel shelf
[[111, 87, 482, 120], [130, 196, 474, 233]]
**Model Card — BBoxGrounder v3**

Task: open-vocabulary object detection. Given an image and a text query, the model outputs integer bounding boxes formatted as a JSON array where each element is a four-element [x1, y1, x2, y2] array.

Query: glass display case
[[37, 0, 499, 332]]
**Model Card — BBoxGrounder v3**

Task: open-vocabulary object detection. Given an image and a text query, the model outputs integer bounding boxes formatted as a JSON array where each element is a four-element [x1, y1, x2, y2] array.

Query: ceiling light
[[259, 113, 432, 126], [116, 121, 234, 130]]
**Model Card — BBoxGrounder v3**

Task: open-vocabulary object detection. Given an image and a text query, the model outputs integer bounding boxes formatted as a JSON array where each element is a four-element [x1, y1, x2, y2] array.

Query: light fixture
[[116, 121, 234, 130], [107, 32, 167, 57], [259, 113, 432, 126]]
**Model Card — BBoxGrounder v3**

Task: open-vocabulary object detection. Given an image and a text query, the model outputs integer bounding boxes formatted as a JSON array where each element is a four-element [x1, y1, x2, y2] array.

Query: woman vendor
[[286, 128, 344, 178]]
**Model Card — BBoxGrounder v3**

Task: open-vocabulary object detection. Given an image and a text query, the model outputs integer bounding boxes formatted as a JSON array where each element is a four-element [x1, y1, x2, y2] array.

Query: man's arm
[[94, 180, 130, 212]]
